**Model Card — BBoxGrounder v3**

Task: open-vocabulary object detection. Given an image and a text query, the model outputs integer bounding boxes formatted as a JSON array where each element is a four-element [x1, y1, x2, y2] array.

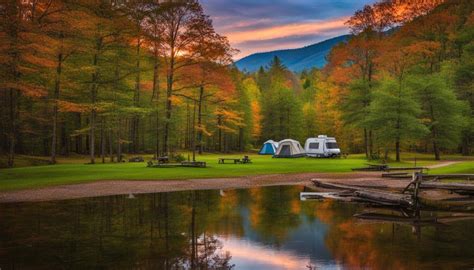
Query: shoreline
[[0, 172, 383, 203]]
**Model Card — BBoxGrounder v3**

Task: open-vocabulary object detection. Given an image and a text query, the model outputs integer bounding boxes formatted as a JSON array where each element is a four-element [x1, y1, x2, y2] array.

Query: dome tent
[[259, 140, 279, 155], [274, 139, 305, 158]]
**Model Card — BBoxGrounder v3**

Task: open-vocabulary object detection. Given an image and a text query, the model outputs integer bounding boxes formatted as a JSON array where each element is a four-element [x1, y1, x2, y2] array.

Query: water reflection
[[1, 186, 474, 269]]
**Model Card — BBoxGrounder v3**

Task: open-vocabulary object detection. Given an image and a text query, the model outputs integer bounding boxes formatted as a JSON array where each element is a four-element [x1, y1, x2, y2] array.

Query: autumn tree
[[156, 0, 209, 154], [184, 13, 235, 154], [0, 0, 60, 166]]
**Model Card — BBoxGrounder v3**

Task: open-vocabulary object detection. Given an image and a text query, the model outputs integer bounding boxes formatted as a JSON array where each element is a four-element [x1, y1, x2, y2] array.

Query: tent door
[[280, 145, 291, 156]]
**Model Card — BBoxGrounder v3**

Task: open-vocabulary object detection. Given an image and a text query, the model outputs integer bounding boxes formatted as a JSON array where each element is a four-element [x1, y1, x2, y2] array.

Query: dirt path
[[0, 172, 382, 203], [426, 161, 461, 169]]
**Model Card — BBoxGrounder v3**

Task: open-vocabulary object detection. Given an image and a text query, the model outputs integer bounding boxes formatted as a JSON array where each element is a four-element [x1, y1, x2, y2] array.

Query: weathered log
[[300, 191, 354, 201], [420, 182, 474, 191], [354, 190, 413, 207], [423, 174, 473, 180], [312, 180, 365, 191]]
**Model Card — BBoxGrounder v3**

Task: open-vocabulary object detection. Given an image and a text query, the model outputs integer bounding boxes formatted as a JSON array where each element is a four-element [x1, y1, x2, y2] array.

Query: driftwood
[[311, 180, 365, 191], [354, 190, 413, 207], [420, 182, 474, 195], [300, 191, 353, 201], [309, 180, 413, 207]]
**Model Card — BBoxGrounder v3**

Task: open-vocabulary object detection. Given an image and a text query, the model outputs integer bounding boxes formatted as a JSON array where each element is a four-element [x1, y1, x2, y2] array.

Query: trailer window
[[326, 142, 339, 149], [309, 143, 319, 149]]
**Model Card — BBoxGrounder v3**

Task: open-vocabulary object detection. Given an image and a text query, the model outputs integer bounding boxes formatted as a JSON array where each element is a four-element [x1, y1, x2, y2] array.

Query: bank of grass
[[428, 161, 474, 174], [0, 153, 471, 191]]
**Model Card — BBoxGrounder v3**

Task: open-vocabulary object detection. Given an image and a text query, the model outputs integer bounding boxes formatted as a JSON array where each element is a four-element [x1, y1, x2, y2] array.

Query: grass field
[[0, 153, 472, 191], [428, 162, 474, 174]]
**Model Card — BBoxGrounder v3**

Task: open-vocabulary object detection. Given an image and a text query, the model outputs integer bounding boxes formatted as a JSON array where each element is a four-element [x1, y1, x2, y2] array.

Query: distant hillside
[[235, 35, 350, 73]]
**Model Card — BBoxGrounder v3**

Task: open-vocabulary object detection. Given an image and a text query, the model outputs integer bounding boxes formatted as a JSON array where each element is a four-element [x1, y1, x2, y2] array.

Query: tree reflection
[[1, 187, 474, 269], [0, 191, 234, 269]]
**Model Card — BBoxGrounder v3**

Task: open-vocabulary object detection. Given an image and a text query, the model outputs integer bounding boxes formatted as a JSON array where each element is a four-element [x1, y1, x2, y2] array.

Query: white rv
[[304, 135, 341, 157]]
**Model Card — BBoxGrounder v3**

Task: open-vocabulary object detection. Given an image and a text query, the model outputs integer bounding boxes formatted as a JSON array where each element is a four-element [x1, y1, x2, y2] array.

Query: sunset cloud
[[200, 0, 377, 59]]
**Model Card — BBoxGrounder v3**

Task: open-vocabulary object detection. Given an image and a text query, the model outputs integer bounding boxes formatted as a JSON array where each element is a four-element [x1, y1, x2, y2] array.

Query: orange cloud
[[227, 17, 349, 45]]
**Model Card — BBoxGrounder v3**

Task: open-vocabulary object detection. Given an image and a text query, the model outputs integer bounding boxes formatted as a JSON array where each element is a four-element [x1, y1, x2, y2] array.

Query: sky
[[200, 0, 377, 59]]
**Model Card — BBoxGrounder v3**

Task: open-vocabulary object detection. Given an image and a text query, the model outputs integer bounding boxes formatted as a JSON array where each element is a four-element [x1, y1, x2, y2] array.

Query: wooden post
[[414, 172, 422, 201]]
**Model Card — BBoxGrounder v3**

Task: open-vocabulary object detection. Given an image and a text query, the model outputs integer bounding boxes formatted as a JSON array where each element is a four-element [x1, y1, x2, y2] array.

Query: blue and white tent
[[259, 140, 279, 155]]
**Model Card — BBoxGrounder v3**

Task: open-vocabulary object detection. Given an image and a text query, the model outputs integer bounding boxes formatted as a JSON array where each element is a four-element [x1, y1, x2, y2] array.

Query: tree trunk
[[155, 111, 160, 158], [363, 128, 369, 159], [239, 127, 244, 152], [152, 45, 160, 158], [75, 113, 82, 154], [217, 115, 222, 152], [51, 52, 63, 164], [8, 88, 16, 168], [164, 72, 173, 154], [461, 135, 470, 156], [90, 102, 96, 164], [132, 37, 141, 154], [197, 85, 204, 154], [89, 47, 100, 164], [395, 139, 400, 162], [433, 141, 441, 161], [429, 105, 440, 161], [369, 130, 373, 158], [101, 117, 105, 164], [109, 129, 114, 162], [192, 101, 197, 161], [117, 119, 122, 162]]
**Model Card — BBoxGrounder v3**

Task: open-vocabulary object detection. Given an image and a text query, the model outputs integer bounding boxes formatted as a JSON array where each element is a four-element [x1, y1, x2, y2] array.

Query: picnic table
[[218, 156, 252, 164], [156, 156, 169, 164], [218, 158, 241, 164]]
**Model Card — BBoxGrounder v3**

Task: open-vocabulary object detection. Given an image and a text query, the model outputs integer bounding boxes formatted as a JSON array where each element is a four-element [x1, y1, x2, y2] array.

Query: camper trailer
[[304, 135, 341, 157]]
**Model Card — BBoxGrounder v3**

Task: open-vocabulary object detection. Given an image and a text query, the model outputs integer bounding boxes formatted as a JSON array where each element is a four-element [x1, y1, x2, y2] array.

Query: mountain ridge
[[235, 35, 350, 73]]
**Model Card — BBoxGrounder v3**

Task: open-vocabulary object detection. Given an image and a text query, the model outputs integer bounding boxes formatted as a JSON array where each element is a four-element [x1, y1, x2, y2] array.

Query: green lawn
[[0, 153, 472, 191], [428, 161, 474, 174]]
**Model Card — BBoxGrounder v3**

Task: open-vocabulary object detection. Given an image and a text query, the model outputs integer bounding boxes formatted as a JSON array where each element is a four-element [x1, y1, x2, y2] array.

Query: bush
[[172, 153, 186, 163]]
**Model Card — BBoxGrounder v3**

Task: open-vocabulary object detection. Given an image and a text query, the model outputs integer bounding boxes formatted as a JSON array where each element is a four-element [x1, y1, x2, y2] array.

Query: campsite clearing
[[0, 153, 472, 192]]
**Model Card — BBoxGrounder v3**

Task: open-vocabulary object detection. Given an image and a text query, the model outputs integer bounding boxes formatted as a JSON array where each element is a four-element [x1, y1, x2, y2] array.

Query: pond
[[1, 186, 474, 269]]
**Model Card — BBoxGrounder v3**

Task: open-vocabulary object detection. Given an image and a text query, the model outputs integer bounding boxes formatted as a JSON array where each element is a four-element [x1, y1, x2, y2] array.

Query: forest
[[0, 0, 473, 168]]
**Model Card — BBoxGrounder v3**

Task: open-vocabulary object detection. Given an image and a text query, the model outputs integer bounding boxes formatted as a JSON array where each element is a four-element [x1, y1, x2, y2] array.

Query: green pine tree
[[366, 76, 429, 161]]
